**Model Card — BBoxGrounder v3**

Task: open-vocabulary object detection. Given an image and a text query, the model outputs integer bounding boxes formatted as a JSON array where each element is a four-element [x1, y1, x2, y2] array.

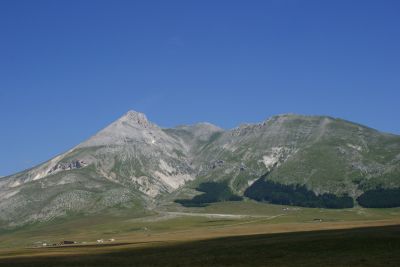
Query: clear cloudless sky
[[1, 0, 399, 176]]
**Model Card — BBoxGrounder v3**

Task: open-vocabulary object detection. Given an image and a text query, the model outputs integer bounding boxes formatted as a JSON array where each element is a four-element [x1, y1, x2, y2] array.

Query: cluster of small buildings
[[96, 238, 115, 243], [36, 238, 115, 247]]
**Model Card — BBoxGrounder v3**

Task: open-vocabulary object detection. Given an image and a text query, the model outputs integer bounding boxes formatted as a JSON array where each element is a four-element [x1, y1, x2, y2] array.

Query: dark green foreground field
[[0, 225, 399, 267]]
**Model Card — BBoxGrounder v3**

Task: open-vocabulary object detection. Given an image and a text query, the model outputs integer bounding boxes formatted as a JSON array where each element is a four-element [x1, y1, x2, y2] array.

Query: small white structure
[[97, 239, 104, 243]]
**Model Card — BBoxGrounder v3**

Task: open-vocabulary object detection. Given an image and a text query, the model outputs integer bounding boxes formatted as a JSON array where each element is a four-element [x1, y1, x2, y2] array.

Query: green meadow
[[0, 201, 399, 266]]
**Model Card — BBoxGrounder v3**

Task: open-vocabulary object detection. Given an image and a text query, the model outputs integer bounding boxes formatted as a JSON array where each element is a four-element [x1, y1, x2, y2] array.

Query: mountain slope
[[0, 111, 399, 227]]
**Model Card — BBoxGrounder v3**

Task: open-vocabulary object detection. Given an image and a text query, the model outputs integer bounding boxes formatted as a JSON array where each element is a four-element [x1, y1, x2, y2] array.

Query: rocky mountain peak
[[77, 110, 158, 147], [118, 110, 151, 128]]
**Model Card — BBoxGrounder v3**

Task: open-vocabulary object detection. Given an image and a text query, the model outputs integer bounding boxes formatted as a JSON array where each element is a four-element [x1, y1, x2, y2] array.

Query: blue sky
[[1, 0, 399, 176]]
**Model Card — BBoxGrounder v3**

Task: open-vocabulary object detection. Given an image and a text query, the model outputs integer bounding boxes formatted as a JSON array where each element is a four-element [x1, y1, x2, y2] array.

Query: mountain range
[[1, 110, 399, 228]]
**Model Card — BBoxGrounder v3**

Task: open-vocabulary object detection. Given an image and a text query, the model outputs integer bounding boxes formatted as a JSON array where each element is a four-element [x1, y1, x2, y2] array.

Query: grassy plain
[[1, 201, 399, 266]]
